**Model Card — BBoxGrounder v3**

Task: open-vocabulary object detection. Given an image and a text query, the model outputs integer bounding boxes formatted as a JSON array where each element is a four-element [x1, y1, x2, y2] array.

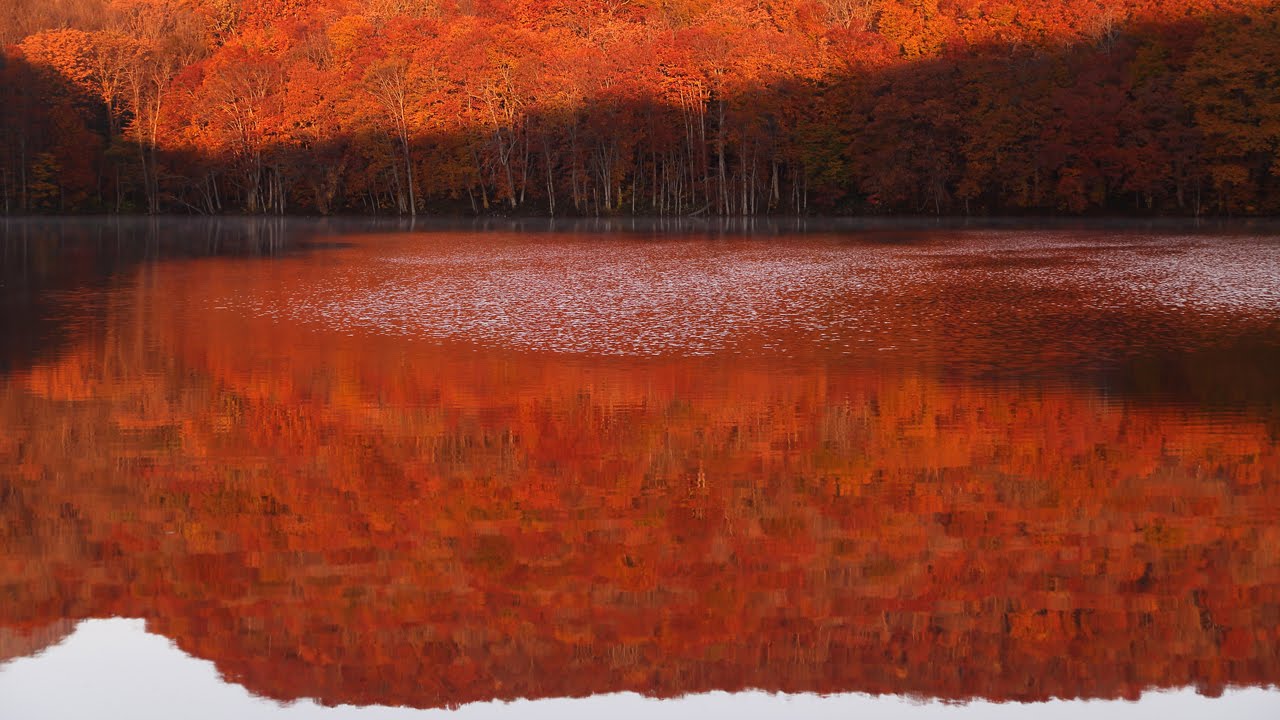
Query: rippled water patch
[[212, 231, 1280, 361]]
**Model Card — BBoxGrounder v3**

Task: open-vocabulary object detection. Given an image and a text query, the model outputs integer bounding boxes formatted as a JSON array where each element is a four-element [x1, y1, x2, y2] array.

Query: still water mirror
[[1, 218, 1278, 718]]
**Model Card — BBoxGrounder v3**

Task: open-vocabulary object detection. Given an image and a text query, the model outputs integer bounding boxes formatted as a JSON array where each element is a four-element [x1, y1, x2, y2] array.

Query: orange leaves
[[326, 14, 375, 63], [876, 0, 950, 58], [183, 42, 286, 154], [18, 29, 96, 93], [3, 0, 1280, 214]]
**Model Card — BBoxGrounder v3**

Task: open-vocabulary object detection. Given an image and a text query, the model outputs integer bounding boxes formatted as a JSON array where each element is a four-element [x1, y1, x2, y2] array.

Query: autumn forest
[[3, 0, 1280, 217]]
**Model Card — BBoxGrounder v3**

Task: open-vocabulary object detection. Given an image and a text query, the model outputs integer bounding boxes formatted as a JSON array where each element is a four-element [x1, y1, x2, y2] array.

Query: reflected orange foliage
[[1, 254, 1279, 706]]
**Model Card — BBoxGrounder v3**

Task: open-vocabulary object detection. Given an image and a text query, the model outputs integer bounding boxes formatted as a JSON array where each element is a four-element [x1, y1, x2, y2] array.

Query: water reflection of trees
[[1, 275, 1277, 708], [0, 217, 323, 374]]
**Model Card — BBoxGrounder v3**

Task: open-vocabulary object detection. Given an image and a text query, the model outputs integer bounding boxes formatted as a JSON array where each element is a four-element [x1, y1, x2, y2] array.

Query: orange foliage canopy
[[2, 0, 1280, 215]]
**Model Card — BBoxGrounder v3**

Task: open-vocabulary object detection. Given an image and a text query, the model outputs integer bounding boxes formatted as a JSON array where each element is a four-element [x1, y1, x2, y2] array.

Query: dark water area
[[1, 218, 1279, 718]]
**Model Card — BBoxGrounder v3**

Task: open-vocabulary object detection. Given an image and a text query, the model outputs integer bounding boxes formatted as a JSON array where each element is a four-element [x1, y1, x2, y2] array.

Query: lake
[[1, 217, 1279, 719]]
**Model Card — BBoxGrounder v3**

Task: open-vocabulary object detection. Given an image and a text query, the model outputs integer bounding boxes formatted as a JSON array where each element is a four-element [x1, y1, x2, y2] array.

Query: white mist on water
[[0, 619, 1277, 720]]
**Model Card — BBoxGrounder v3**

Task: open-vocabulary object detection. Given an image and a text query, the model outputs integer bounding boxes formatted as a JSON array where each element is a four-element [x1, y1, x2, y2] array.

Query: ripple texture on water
[[214, 231, 1280, 361]]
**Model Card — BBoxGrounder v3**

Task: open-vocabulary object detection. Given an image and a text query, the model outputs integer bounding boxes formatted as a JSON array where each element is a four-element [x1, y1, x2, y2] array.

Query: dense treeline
[[2, 0, 1279, 216]]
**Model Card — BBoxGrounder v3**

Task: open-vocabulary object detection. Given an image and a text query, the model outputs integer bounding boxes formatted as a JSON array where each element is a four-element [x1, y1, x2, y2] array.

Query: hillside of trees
[[1, 236, 1279, 705], [2, 0, 1280, 216]]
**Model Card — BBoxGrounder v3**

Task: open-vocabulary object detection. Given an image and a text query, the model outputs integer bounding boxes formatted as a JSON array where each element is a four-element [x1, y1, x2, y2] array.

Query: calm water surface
[[2, 218, 1279, 718]]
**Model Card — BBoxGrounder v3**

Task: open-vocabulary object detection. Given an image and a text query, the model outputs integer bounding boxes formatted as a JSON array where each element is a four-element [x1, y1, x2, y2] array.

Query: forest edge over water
[[3, 0, 1280, 217]]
